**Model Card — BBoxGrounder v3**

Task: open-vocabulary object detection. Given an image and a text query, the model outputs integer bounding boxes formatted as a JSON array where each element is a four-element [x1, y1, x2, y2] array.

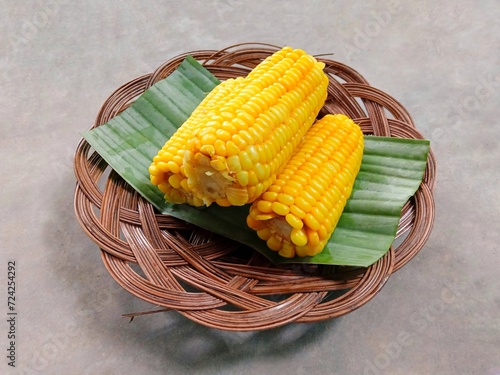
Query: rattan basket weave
[[74, 43, 436, 331]]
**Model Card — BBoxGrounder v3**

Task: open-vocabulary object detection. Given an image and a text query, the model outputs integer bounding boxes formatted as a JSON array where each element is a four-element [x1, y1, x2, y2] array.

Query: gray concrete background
[[1, 1, 499, 374]]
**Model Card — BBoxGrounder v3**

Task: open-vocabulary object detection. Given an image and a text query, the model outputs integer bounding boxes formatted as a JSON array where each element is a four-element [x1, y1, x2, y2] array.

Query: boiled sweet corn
[[149, 46, 329, 207], [246, 114, 364, 258]]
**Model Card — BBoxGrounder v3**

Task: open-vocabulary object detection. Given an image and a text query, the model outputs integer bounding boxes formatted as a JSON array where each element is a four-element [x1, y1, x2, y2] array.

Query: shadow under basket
[[73, 43, 436, 331]]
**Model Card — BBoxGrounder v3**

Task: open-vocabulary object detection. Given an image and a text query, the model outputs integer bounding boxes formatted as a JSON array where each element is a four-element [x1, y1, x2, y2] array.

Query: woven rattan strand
[[74, 43, 436, 331]]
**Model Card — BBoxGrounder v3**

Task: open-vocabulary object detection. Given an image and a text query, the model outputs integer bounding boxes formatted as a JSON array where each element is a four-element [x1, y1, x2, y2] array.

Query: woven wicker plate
[[74, 43, 436, 331]]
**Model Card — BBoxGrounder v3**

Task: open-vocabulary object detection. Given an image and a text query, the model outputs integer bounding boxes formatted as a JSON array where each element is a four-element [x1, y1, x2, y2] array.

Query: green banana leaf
[[83, 56, 429, 267]]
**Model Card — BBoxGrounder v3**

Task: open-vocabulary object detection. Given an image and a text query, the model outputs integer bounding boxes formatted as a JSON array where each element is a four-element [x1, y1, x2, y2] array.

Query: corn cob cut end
[[182, 149, 250, 206]]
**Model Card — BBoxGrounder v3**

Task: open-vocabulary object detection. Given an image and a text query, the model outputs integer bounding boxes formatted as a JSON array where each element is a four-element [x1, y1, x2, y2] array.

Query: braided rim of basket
[[73, 43, 436, 331]]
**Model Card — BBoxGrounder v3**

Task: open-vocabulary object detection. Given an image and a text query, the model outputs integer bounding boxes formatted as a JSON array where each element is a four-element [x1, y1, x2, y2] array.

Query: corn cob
[[149, 46, 329, 207], [246, 114, 364, 258]]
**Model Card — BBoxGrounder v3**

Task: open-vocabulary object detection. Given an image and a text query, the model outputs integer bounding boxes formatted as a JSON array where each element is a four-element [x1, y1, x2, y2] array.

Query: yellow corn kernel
[[168, 174, 183, 190], [150, 175, 162, 186], [200, 144, 215, 157], [294, 196, 312, 213], [247, 114, 364, 257], [157, 182, 170, 194], [282, 185, 300, 198], [214, 128, 232, 142], [262, 191, 278, 202], [209, 156, 227, 172], [304, 213, 321, 231], [256, 214, 275, 221], [253, 182, 265, 198], [236, 170, 249, 187], [257, 228, 272, 241], [225, 140, 240, 157], [290, 204, 306, 219], [295, 245, 309, 258], [285, 213, 303, 229], [213, 139, 227, 157], [277, 193, 295, 206], [318, 224, 328, 240], [156, 161, 169, 173], [246, 145, 260, 163], [194, 152, 211, 167], [148, 164, 161, 176], [254, 163, 266, 181], [227, 155, 242, 173], [267, 236, 282, 251], [257, 200, 273, 213], [306, 228, 320, 247], [266, 185, 282, 194], [271, 201, 290, 216], [278, 242, 295, 258], [290, 228, 308, 246], [247, 170, 259, 186], [215, 197, 232, 207]]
